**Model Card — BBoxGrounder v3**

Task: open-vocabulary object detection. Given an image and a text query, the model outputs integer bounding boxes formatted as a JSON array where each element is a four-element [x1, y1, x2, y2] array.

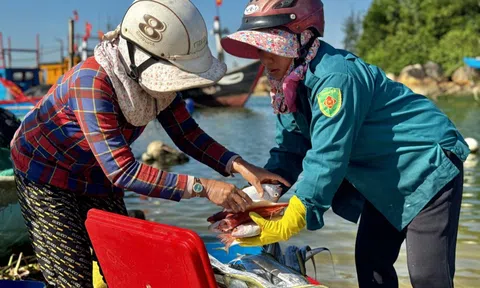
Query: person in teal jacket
[[221, 0, 469, 287]]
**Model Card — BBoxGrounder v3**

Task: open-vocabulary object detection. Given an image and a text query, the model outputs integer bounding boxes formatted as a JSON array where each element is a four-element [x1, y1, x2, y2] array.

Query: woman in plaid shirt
[[9, 1, 289, 287]]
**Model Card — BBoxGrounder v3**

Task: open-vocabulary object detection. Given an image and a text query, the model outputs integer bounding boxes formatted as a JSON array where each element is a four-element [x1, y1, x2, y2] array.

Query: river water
[[127, 96, 480, 288]]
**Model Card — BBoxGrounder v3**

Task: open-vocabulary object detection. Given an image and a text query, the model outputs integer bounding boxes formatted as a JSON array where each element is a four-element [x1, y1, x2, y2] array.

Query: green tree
[[356, 0, 480, 76], [430, 26, 480, 76], [342, 11, 363, 54], [356, 0, 401, 56]]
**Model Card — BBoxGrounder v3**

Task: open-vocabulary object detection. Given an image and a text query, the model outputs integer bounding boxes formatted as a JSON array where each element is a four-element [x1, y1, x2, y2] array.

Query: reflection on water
[[128, 96, 480, 287]]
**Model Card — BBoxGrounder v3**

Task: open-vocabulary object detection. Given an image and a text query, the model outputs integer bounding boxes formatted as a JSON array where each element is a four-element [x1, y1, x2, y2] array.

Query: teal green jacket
[[265, 41, 470, 231]]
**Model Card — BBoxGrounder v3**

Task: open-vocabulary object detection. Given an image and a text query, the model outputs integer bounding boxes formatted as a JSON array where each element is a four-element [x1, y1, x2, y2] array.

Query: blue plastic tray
[[205, 242, 263, 263]]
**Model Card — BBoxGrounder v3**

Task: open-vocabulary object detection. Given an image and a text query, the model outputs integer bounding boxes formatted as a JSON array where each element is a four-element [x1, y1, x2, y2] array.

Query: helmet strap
[[294, 28, 320, 68], [120, 40, 158, 83]]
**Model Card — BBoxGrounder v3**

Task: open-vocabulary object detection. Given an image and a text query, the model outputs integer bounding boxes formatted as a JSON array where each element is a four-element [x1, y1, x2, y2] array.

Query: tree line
[[343, 0, 480, 76]]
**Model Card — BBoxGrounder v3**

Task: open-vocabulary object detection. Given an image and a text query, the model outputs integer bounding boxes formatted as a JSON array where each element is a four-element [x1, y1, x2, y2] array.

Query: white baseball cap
[[119, 0, 227, 92]]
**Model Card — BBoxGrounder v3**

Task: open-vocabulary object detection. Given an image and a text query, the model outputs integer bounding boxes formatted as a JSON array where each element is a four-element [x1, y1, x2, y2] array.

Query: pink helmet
[[237, 0, 325, 36]]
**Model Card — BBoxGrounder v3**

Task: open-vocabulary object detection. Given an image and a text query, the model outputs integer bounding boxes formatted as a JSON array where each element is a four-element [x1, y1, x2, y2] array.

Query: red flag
[[83, 22, 92, 41], [86, 22, 92, 33], [216, 0, 222, 6], [73, 10, 79, 21]]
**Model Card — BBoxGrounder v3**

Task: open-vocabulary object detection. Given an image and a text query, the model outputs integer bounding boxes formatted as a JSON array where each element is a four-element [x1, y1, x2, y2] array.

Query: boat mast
[[213, 0, 225, 63], [0, 32, 4, 69], [0, 33, 40, 69]]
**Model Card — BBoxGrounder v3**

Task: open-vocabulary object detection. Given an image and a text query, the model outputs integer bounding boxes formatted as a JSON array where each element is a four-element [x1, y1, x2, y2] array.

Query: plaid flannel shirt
[[10, 57, 238, 199]]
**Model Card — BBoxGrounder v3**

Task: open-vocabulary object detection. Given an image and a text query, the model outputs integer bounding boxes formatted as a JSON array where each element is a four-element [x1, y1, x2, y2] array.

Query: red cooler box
[[85, 208, 217, 288]]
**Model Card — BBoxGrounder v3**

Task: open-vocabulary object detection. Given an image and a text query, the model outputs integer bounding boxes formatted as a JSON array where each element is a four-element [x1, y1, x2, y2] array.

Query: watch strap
[[192, 177, 205, 197]]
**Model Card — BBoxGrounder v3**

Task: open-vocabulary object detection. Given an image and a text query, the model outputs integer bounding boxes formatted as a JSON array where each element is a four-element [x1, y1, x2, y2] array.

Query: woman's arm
[[69, 76, 188, 201], [157, 95, 239, 177]]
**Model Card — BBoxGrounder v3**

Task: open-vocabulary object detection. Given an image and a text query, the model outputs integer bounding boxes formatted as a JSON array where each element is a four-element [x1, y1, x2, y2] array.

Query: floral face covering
[[266, 29, 320, 114]]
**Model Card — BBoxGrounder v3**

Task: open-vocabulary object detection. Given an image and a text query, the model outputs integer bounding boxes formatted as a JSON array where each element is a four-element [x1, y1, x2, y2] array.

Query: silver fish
[[243, 184, 281, 201], [231, 222, 261, 238], [209, 254, 277, 288], [214, 223, 261, 254], [229, 253, 314, 287]]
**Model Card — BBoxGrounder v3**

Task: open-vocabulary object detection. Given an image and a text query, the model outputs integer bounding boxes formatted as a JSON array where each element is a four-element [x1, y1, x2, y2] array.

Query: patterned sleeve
[[157, 95, 239, 177], [68, 75, 187, 201]]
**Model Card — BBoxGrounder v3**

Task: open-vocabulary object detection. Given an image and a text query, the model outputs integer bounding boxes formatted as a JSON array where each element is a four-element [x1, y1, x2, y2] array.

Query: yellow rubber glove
[[93, 260, 108, 288], [237, 195, 307, 247]]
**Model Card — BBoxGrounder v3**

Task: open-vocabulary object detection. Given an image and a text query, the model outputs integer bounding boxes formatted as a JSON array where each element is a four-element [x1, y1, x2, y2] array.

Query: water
[[127, 96, 480, 288]]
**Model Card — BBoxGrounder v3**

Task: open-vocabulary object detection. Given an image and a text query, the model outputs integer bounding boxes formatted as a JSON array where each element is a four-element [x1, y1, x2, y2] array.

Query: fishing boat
[[0, 33, 45, 118], [464, 57, 480, 69], [182, 60, 264, 107], [180, 9, 265, 108], [0, 69, 43, 119]]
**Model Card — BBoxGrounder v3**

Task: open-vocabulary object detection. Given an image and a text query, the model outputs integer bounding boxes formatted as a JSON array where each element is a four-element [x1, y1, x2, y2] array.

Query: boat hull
[[0, 100, 40, 119], [464, 57, 480, 69], [182, 61, 263, 108], [189, 93, 250, 108]]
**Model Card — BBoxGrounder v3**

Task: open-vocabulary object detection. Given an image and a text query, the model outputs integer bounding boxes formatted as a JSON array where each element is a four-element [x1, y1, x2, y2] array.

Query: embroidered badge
[[317, 87, 342, 117]]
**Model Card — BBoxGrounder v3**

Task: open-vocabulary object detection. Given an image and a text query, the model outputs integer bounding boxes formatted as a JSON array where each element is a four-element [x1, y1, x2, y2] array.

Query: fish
[[230, 254, 314, 286], [209, 207, 288, 254], [207, 184, 283, 224], [208, 203, 288, 233], [209, 254, 278, 288], [220, 184, 283, 212], [242, 184, 282, 203], [217, 217, 292, 252], [217, 222, 261, 252], [231, 222, 262, 238], [208, 184, 286, 254]]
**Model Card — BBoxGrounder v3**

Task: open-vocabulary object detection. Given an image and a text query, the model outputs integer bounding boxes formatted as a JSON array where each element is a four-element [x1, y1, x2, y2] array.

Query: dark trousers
[[355, 151, 463, 288], [15, 174, 127, 288]]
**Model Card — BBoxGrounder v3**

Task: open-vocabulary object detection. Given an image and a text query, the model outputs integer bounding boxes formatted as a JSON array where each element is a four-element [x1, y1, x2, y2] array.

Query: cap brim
[[221, 36, 260, 59], [169, 44, 213, 74], [221, 29, 298, 59], [118, 37, 227, 93], [140, 51, 227, 93]]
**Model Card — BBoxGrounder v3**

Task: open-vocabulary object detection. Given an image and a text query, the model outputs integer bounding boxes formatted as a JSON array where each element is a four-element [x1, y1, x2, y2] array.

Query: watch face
[[193, 183, 203, 193]]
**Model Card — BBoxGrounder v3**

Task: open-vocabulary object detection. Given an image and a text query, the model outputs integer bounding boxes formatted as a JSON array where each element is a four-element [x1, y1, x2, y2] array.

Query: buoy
[[465, 137, 478, 153]]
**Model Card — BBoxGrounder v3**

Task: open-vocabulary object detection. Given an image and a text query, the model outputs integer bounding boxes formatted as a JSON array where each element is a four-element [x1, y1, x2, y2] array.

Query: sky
[[0, 0, 372, 70]]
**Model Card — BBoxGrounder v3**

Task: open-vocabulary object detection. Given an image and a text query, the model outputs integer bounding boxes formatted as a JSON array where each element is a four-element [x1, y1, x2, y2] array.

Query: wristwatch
[[192, 177, 205, 197]]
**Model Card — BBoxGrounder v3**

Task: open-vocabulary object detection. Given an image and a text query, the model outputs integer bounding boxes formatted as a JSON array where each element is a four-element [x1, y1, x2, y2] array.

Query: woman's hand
[[200, 178, 253, 213], [232, 158, 291, 197]]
